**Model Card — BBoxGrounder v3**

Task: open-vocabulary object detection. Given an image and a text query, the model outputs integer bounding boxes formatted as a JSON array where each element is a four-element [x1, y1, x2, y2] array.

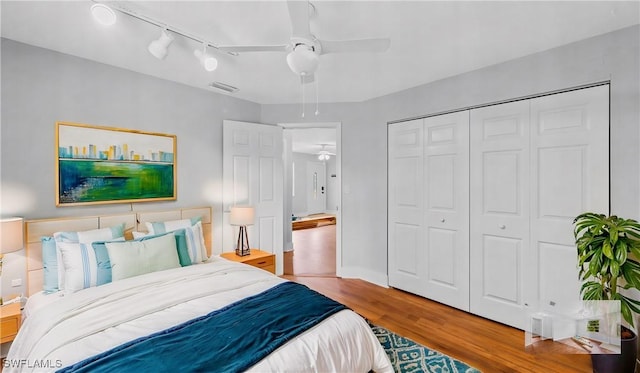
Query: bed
[[5, 207, 392, 373]]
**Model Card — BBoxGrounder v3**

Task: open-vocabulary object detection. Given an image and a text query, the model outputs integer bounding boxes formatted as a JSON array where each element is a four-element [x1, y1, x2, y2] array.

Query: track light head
[[194, 46, 218, 72], [91, 4, 117, 26], [148, 30, 174, 60]]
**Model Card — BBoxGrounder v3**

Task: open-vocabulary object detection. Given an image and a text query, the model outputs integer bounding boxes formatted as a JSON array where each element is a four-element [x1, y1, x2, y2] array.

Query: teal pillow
[[42, 237, 59, 293], [91, 242, 114, 285], [172, 230, 192, 267]]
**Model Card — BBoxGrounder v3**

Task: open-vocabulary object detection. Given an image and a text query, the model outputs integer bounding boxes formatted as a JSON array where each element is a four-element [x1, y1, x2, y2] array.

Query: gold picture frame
[[55, 121, 177, 206]]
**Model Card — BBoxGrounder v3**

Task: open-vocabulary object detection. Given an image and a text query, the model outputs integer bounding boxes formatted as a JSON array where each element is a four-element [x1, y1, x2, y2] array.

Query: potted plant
[[574, 212, 640, 373]]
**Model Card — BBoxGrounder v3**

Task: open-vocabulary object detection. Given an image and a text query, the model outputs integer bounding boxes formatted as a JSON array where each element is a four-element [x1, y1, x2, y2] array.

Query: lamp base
[[235, 226, 251, 257]]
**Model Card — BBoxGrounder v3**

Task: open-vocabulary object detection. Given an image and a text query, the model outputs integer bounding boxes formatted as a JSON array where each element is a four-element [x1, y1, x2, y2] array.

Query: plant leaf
[[602, 240, 613, 260]]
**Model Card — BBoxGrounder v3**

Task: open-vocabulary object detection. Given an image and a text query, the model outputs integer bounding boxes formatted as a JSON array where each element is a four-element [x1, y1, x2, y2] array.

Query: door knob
[[440, 218, 446, 223], [499, 224, 506, 229]]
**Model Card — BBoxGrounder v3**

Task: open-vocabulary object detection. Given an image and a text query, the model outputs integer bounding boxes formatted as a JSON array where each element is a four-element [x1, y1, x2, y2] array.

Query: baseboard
[[339, 266, 389, 288]]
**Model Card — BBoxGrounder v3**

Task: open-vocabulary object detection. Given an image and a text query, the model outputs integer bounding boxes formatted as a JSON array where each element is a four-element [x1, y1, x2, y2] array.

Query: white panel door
[[470, 100, 531, 329], [388, 119, 425, 295], [423, 111, 470, 311], [223, 120, 284, 274], [470, 85, 609, 329], [528, 85, 609, 316], [306, 161, 327, 214]]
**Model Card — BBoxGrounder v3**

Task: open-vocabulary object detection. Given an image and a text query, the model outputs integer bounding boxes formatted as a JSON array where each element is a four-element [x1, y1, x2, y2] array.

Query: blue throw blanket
[[58, 282, 347, 373]]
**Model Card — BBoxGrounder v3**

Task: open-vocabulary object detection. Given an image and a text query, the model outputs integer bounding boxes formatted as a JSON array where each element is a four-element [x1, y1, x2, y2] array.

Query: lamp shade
[[229, 207, 255, 226], [1, 217, 23, 254]]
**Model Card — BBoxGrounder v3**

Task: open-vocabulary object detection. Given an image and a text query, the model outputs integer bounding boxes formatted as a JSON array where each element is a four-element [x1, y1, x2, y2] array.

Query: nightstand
[[220, 249, 275, 274], [1, 302, 22, 344]]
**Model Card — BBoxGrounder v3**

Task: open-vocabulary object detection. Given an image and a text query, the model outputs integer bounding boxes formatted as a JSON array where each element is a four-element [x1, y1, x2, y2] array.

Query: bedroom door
[[223, 120, 284, 275]]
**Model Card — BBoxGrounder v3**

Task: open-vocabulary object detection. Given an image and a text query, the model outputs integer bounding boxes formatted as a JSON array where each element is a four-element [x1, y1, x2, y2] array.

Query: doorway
[[280, 122, 340, 277]]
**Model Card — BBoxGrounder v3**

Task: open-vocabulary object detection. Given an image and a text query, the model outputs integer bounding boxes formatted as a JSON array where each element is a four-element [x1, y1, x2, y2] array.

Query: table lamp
[[1, 217, 24, 276], [230, 206, 254, 256]]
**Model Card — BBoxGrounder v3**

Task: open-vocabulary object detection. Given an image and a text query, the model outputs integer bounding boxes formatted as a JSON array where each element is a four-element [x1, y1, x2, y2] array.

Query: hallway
[[284, 224, 336, 277]]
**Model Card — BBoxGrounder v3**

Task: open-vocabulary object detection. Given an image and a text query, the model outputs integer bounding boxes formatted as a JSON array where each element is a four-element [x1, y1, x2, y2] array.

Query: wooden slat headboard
[[24, 206, 212, 297]]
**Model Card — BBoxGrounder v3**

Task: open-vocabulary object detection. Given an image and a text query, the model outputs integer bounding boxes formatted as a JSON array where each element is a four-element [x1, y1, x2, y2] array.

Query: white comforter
[[6, 258, 392, 372]]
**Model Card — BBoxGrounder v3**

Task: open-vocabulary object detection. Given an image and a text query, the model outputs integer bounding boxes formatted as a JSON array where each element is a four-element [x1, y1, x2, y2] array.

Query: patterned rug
[[371, 324, 481, 373]]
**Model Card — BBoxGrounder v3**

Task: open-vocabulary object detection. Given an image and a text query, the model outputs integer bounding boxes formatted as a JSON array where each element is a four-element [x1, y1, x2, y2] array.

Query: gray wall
[[0, 39, 261, 297], [261, 24, 640, 285], [1, 24, 638, 289]]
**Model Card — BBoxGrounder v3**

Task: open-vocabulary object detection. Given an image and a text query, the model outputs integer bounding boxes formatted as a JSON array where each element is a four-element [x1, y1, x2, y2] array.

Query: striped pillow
[[145, 217, 201, 235], [49, 224, 126, 292], [58, 242, 112, 293], [145, 217, 207, 263], [184, 221, 208, 263]]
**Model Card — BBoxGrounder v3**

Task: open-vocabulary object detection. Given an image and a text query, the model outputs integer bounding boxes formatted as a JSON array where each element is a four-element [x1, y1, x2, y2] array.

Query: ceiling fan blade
[[320, 38, 391, 54], [287, 0, 312, 39], [217, 45, 288, 53]]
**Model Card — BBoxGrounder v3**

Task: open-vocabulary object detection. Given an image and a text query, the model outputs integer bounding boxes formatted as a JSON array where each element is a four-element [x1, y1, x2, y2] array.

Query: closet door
[[528, 85, 609, 316], [470, 100, 531, 329], [423, 111, 470, 310], [470, 85, 609, 329], [388, 119, 425, 295]]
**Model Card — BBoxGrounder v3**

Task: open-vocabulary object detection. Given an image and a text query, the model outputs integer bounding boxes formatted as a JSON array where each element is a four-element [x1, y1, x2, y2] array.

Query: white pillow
[[184, 221, 208, 263], [132, 231, 150, 239], [106, 233, 180, 281], [58, 242, 106, 294], [52, 224, 126, 292]]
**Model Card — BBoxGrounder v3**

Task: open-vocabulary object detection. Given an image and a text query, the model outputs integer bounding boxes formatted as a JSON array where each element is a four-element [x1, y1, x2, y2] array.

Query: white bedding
[[6, 258, 392, 372]]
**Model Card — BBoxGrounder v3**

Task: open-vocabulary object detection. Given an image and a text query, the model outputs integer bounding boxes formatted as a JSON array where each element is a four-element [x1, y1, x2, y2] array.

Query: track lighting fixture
[[90, 4, 117, 26], [194, 44, 218, 72], [147, 29, 174, 60], [89, 2, 235, 83]]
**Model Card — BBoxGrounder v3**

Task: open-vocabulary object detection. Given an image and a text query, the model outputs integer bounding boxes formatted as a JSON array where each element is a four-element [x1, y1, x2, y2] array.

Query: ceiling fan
[[218, 1, 391, 83], [316, 144, 336, 161]]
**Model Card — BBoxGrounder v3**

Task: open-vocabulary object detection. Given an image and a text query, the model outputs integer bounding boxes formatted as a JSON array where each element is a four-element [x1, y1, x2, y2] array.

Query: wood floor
[[283, 275, 593, 373], [283, 224, 336, 277], [281, 225, 593, 372]]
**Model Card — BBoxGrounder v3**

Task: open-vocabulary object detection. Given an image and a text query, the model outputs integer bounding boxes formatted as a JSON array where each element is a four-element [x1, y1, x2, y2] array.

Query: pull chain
[[315, 73, 319, 116], [301, 74, 305, 118]]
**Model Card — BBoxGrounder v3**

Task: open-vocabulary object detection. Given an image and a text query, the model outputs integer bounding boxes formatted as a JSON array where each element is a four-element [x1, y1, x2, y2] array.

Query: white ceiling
[[2, 1, 638, 106]]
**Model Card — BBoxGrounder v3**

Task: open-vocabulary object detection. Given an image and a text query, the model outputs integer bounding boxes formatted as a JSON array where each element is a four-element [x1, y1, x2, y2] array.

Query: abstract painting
[[56, 122, 177, 206]]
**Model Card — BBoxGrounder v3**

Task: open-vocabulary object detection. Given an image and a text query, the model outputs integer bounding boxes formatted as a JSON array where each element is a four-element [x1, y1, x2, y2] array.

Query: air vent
[[208, 81, 238, 93]]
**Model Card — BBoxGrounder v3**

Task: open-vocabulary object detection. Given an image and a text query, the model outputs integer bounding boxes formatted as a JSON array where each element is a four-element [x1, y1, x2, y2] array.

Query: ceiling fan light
[[194, 48, 218, 72], [318, 153, 330, 161], [148, 30, 174, 60], [286, 46, 319, 76], [91, 4, 117, 26]]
